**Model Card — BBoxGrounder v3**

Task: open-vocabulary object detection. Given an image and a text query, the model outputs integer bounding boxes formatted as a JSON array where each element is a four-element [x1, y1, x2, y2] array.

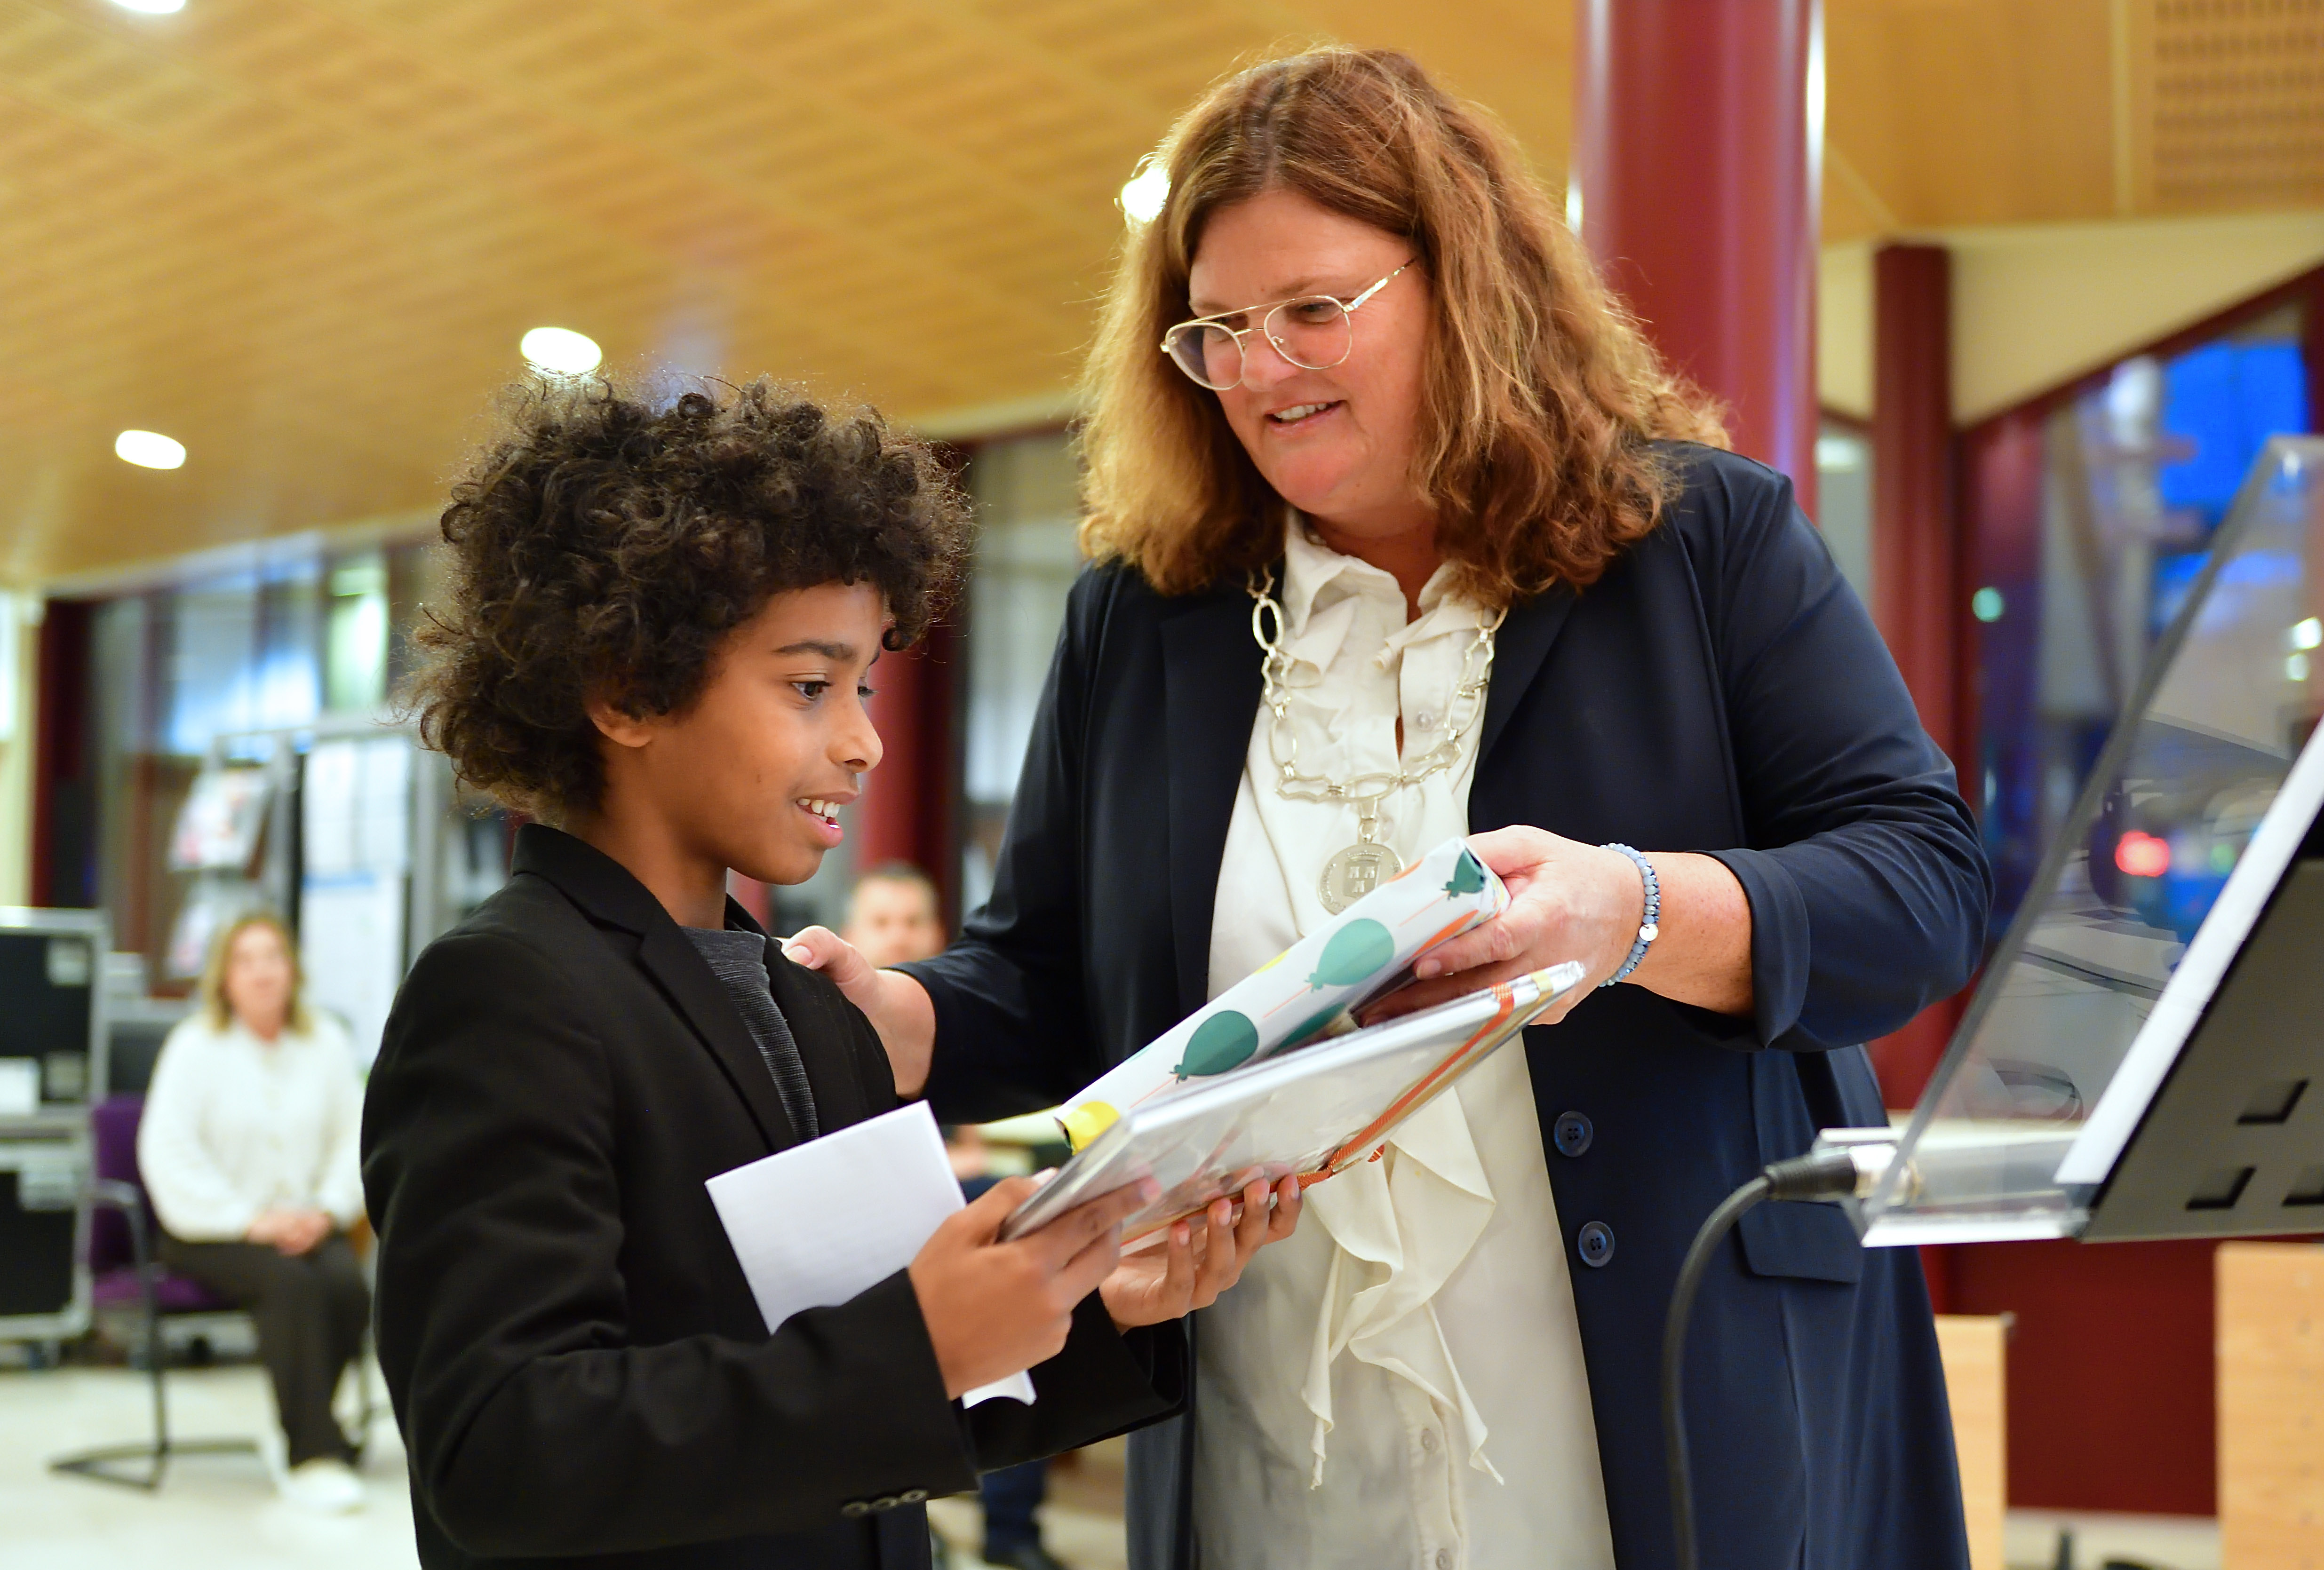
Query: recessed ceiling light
[[109, 0, 187, 14], [521, 326, 602, 375], [115, 430, 186, 469], [1119, 161, 1170, 225]]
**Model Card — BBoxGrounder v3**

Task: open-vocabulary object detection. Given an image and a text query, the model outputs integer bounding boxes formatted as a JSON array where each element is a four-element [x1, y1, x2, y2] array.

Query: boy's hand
[[907, 1175, 1156, 1399], [781, 927, 937, 1095], [1098, 1175, 1302, 1330]]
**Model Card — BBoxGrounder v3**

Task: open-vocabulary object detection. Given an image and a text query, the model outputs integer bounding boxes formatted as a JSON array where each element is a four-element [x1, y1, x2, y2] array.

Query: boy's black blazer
[[361, 825, 1182, 1570]]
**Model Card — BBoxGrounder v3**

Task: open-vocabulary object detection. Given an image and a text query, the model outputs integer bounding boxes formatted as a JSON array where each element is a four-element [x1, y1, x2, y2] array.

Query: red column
[[852, 620, 963, 924], [1865, 244, 1965, 1109], [1572, 0, 1822, 515], [31, 600, 94, 910], [2306, 269, 2324, 432], [1871, 245, 1960, 754]]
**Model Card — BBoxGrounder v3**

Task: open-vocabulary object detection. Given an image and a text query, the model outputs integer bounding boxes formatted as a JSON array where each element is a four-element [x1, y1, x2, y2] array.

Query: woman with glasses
[[789, 48, 1987, 1570]]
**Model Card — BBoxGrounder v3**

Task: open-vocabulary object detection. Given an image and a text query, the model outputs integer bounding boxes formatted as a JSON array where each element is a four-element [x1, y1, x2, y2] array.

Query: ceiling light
[[2292, 617, 2322, 651], [1119, 161, 1170, 225], [115, 430, 186, 469], [109, 0, 186, 13], [521, 326, 602, 376]]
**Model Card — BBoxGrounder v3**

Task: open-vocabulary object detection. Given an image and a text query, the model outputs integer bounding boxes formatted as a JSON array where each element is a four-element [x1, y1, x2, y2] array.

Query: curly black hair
[[407, 374, 971, 820]]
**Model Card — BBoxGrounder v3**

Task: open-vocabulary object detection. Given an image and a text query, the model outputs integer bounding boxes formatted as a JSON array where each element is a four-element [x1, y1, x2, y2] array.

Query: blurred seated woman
[[138, 911, 370, 1513]]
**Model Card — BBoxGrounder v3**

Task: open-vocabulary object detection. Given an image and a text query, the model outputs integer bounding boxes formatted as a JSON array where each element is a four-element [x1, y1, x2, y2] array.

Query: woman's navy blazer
[[902, 443, 1992, 1570]]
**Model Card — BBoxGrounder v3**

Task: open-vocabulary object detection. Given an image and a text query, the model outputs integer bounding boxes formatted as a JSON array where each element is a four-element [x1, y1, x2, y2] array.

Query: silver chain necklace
[[1248, 565, 1505, 913]]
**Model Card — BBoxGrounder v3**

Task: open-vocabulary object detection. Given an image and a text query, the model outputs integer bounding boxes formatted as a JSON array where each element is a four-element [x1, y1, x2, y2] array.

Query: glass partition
[[1968, 302, 2308, 927], [1862, 437, 2324, 1244]]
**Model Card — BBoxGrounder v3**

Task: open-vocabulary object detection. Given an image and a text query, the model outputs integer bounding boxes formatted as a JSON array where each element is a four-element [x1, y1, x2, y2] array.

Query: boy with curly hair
[[360, 378, 1286, 1570]]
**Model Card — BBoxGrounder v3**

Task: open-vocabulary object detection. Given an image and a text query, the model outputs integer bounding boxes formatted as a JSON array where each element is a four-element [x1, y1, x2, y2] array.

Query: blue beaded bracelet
[[1599, 843, 1660, 987]]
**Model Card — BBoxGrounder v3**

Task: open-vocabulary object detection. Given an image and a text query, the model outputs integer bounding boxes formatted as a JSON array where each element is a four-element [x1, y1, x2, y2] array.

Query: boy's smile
[[794, 790, 855, 848], [581, 580, 891, 926]]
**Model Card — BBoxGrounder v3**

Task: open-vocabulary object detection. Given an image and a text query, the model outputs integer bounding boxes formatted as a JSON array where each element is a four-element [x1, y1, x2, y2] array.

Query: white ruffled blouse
[[1190, 521, 1615, 1570]]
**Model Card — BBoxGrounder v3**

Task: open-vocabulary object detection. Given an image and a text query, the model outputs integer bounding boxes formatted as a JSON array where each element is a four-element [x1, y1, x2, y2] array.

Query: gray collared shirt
[[683, 926, 820, 1141]]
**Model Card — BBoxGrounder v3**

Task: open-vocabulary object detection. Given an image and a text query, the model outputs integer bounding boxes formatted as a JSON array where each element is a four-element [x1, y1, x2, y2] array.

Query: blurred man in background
[[838, 863, 946, 970], [841, 865, 1069, 1570]]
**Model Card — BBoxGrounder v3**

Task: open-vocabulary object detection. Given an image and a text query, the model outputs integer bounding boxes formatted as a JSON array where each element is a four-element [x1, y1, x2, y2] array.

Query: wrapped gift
[[1056, 836, 1509, 1150]]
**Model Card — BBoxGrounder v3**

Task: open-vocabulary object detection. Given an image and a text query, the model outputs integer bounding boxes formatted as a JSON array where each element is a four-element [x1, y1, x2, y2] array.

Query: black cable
[[1662, 1149, 1867, 1570]]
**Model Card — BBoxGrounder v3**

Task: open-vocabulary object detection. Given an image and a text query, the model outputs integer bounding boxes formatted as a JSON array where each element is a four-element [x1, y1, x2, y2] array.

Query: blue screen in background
[[2157, 338, 2308, 526], [2149, 548, 2211, 639]]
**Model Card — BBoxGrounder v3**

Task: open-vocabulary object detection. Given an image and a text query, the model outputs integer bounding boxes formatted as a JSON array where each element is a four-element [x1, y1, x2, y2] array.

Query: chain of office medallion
[[1246, 566, 1505, 808]]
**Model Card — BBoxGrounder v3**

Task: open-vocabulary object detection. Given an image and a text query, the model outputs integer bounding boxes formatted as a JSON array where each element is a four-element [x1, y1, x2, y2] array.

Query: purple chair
[[86, 1096, 239, 1317], [50, 1094, 263, 1489]]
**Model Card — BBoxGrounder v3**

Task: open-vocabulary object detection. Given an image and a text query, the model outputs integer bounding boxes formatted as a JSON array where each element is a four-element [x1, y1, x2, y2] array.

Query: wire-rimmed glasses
[[1159, 262, 1413, 392]]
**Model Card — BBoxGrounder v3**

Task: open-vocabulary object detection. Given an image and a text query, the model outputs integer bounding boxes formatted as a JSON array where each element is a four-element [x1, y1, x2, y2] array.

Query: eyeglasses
[[1159, 262, 1414, 392]]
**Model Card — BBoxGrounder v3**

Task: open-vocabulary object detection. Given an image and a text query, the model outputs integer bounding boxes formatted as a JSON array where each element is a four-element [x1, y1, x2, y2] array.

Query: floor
[[0, 1361, 2226, 1570], [930, 1437, 1129, 1570], [2, 1361, 417, 1570], [0, 1358, 1134, 1570], [2003, 1509, 2221, 1570]]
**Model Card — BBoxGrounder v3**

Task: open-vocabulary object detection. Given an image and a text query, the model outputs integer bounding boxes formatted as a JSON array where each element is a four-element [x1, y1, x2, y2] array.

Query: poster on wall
[[165, 883, 263, 979], [302, 737, 411, 878], [169, 767, 271, 872], [300, 736, 414, 1070], [299, 872, 405, 1070]]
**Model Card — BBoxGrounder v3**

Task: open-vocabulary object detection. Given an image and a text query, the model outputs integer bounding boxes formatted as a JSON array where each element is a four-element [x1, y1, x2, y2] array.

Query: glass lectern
[[1848, 437, 2324, 1246]]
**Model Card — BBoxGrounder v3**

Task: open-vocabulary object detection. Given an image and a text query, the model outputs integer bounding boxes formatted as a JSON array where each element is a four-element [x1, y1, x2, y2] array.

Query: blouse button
[[1551, 1111, 1593, 1158], [1577, 1220, 1616, 1268], [1419, 1428, 1437, 1454], [1437, 1551, 1453, 1570], [1414, 710, 1437, 730]]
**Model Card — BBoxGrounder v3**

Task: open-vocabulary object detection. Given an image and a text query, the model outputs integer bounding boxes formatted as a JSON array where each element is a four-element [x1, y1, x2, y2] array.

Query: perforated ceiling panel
[[2148, 0, 2324, 209], [0, 0, 2300, 579]]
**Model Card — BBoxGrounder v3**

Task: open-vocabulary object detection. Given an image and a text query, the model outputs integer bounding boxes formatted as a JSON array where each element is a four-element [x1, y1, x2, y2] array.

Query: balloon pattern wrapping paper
[[1055, 836, 1510, 1150]]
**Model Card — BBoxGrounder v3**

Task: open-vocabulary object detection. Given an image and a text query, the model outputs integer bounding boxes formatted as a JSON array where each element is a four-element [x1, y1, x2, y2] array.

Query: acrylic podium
[[1838, 436, 2324, 1247]]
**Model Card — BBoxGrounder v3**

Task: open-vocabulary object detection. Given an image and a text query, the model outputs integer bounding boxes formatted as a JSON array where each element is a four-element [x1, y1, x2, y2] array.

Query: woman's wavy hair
[[199, 911, 312, 1035], [407, 374, 970, 820], [1079, 48, 1727, 604]]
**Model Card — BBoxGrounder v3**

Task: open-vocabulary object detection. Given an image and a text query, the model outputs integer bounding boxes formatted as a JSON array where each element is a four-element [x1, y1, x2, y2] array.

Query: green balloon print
[[1177, 1010, 1260, 1079], [1443, 848, 1488, 897], [1306, 917, 1393, 991]]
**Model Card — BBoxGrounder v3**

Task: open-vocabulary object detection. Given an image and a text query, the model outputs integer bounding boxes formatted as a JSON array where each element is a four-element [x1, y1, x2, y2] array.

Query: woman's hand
[[781, 926, 938, 1094], [1367, 825, 1755, 1023], [907, 1174, 1156, 1399], [247, 1207, 332, 1256], [1098, 1174, 1302, 1331]]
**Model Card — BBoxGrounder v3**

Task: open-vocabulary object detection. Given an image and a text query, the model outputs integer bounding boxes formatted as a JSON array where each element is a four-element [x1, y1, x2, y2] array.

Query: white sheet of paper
[[0, 1059, 36, 1117], [706, 1102, 1035, 1406]]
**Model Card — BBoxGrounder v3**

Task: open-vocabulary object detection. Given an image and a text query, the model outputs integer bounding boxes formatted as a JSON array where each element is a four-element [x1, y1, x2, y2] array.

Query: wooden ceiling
[[2, 0, 2318, 581]]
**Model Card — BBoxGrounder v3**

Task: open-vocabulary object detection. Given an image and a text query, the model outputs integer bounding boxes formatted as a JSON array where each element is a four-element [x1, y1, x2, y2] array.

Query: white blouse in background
[[1191, 522, 1615, 1570], [137, 1010, 367, 1243]]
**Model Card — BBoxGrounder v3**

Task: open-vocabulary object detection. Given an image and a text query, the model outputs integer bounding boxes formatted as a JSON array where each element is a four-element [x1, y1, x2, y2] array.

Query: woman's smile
[[1265, 399, 1343, 428]]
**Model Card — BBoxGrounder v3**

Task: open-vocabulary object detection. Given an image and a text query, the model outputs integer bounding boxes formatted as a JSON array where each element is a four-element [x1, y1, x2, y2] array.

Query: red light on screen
[[2115, 831, 2172, 878]]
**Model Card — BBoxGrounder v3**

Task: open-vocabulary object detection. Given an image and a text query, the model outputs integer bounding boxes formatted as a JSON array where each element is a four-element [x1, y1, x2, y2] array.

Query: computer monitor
[[0, 909, 110, 1132]]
